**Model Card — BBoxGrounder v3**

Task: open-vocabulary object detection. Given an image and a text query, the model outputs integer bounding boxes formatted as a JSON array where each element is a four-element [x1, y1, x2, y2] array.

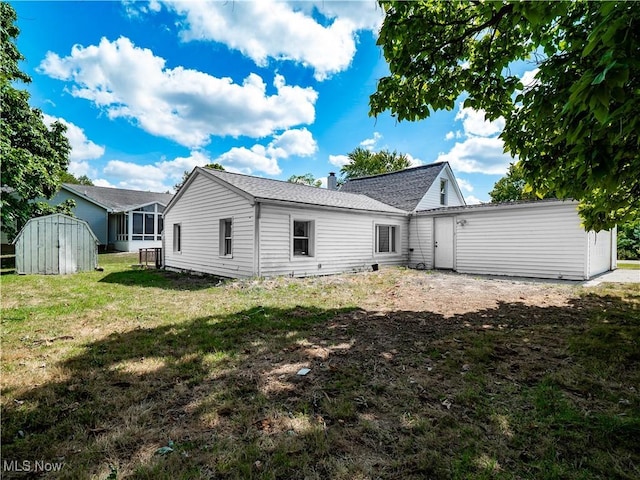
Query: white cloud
[[39, 37, 318, 148], [436, 136, 513, 175], [267, 128, 317, 159], [465, 195, 482, 205], [156, 150, 213, 179], [405, 153, 423, 167], [445, 131, 455, 141], [42, 114, 105, 177], [455, 106, 505, 137], [103, 159, 169, 191], [162, 0, 382, 81], [437, 104, 513, 175], [520, 68, 540, 90], [329, 154, 350, 168], [359, 132, 382, 150], [456, 178, 474, 193], [92, 178, 116, 188], [217, 146, 282, 176]]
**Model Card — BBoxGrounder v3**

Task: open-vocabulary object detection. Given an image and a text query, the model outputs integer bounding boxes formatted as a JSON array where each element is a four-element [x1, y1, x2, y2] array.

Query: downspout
[[254, 202, 261, 277]]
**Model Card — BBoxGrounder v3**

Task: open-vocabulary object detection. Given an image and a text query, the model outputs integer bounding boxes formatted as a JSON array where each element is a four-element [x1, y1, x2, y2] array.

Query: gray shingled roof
[[196, 168, 406, 214], [339, 163, 446, 211], [63, 184, 174, 212]]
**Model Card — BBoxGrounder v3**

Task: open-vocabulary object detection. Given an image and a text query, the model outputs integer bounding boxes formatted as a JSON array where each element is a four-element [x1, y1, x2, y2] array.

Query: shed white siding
[[413, 201, 614, 281], [415, 166, 466, 211], [163, 174, 255, 278], [586, 228, 616, 279], [14, 214, 98, 275], [259, 204, 408, 277]]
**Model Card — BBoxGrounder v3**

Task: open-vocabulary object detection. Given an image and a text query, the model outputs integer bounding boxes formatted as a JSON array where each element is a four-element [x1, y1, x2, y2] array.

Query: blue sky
[[13, 1, 532, 202]]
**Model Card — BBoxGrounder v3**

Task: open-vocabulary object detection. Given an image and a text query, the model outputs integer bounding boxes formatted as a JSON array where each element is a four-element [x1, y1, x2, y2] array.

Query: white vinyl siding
[[163, 174, 255, 278], [415, 167, 465, 211], [414, 201, 610, 280], [408, 216, 434, 268], [259, 204, 407, 277], [587, 228, 615, 278]]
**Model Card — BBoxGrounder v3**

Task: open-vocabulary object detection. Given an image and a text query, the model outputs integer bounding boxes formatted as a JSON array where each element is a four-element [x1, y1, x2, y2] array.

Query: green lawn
[[1, 254, 639, 479], [618, 262, 640, 270]]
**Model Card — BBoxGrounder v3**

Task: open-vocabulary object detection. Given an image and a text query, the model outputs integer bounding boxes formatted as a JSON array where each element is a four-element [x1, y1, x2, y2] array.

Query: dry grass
[[1, 254, 639, 479]]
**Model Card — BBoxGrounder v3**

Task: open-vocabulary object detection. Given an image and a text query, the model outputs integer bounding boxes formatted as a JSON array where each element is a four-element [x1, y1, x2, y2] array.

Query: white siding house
[[258, 204, 407, 277], [163, 174, 256, 278], [13, 213, 98, 275], [165, 165, 616, 281], [162, 168, 407, 278], [410, 200, 616, 280]]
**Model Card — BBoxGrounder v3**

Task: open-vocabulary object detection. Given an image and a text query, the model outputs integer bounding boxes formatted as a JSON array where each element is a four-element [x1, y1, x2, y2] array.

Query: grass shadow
[[98, 269, 228, 291], [1, 293, 639, 479]]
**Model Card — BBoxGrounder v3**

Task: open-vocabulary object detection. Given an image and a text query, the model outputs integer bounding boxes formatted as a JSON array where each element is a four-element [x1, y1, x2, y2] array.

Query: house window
[[220, 218, 232, 257], [173, 224, 181, 253], [376, 225, 397, 253], [440, 179, 448, 206], [293, 220, 314, 256]]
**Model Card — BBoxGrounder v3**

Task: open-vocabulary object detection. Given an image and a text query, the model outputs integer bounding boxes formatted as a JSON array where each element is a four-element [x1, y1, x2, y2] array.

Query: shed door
[[434, 217, 454, 269], [58, 219, 78, 275]]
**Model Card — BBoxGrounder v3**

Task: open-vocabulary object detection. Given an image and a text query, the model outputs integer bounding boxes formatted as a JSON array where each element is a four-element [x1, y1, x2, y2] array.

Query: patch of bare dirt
[[359, 270, 577, 316]]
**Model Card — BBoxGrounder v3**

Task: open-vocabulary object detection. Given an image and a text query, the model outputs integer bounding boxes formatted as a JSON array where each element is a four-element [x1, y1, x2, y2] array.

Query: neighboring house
[[164, 163, 616, 281], [339, 162, 466, 211], [46, 184, 173, 252]]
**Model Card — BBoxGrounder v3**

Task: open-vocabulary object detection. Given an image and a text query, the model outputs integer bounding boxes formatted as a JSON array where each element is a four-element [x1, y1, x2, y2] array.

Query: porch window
[[220, 218, 232, 257], [376, 225, 397, 253], [132, 204, 164, 241], [293, 220, 314, 257], [116, 214, 128, 241]]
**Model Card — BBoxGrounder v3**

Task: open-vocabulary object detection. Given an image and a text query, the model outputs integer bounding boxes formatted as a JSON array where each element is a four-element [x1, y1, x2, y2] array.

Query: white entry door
[[434, 217, 454, 269]]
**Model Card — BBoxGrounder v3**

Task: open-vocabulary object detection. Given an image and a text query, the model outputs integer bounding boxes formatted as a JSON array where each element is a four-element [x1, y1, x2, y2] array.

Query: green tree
[[370, 1, 639, 231], [60, 172, 94, 186], [1, 2, 73, 239], [174, 163, 225, 192], [287, 173, 321, 187], [340, 147, 411, 180], [617, 220, 640, 260], [489, 162, 552, 203]]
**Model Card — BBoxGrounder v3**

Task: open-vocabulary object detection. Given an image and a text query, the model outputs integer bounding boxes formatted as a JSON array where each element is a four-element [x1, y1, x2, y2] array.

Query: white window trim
[[440, 178, 448, 206], [219, 218, 233, 258], [375, 224, 399, 255], [290, 217, 316, 260]]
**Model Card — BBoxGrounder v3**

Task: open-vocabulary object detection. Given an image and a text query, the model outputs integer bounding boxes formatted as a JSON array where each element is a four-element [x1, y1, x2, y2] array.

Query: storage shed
[[13, 214, 99, 275], [409, 200, 616, 281]]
